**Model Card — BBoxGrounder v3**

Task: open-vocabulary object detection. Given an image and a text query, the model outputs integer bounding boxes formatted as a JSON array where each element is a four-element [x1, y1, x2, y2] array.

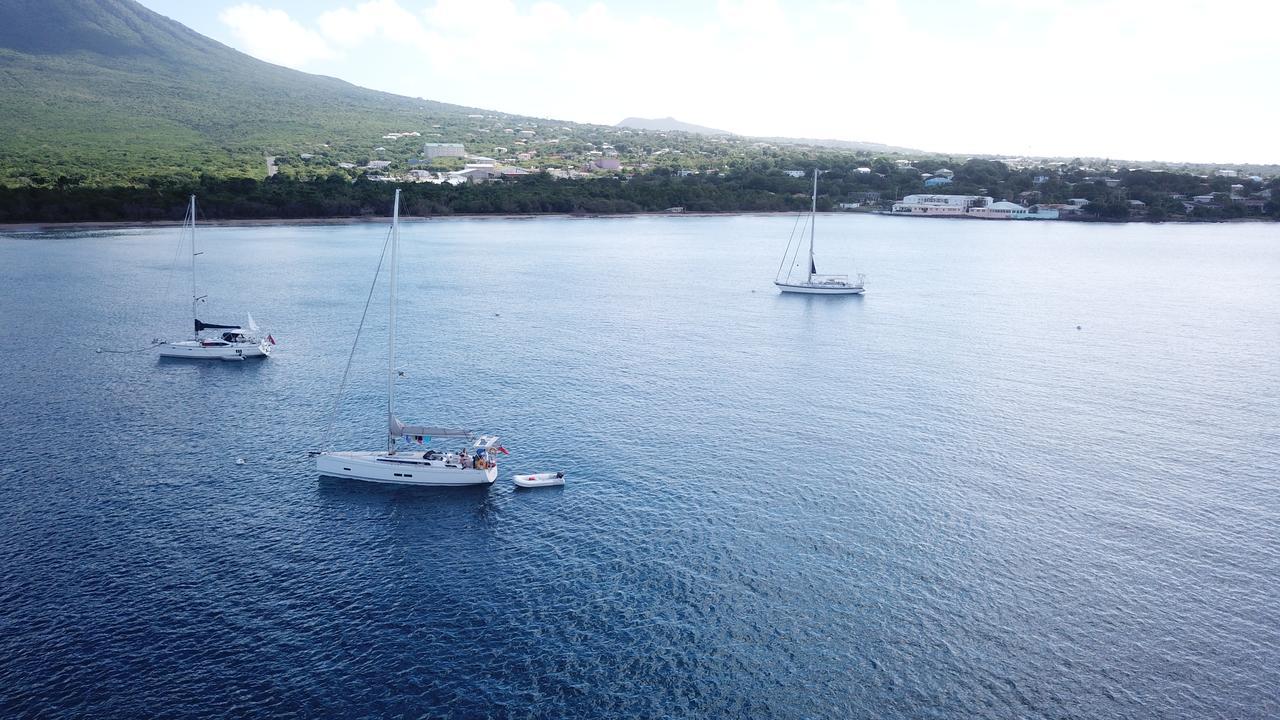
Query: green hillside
[[0, 0, 929, 192], [0, 0, 1274, 222], [0, 0, 483, 186]]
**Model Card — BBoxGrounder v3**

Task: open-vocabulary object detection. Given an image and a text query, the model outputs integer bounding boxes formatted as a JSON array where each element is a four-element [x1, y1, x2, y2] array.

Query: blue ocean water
[[0, 213, 1277, 718]]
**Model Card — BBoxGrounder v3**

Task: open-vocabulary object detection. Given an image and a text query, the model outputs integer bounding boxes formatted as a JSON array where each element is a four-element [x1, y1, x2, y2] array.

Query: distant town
[[290, 120, 1276, 224], [6, 112, 1278, 224]]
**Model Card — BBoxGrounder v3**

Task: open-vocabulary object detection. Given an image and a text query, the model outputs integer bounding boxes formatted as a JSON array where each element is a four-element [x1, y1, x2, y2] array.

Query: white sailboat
[[158, 195, 274, 360], [316, 189, 503, 486], [774, 169, 865, 295]]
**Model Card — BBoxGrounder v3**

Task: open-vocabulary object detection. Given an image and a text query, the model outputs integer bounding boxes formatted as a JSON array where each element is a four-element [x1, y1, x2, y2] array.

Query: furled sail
[[195, 319, 240, 332], [388, 415, 471, 439]]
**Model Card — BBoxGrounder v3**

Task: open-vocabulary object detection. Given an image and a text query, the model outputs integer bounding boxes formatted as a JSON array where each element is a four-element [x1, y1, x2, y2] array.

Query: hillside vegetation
[[0, 0, 481, 186], [0, 0, 1276, 223]]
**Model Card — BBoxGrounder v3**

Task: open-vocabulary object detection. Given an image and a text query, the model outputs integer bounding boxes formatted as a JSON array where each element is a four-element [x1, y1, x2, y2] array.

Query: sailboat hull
[[774, 281, 864, 295], [158, 340, 272, 359], [317, 451, 498, 486]]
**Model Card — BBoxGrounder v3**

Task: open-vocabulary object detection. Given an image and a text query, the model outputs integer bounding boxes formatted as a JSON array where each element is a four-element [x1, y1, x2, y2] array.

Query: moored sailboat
[[315, 189, 502, 486], [158, 195, 274, 360], [774, 170, 865, 295]]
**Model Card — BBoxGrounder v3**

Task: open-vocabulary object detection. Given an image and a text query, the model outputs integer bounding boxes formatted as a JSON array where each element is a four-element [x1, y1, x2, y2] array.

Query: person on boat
[[460, 450, 471, 469]]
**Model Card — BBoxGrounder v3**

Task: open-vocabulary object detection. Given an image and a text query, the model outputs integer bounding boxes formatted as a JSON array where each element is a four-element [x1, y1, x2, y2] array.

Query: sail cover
[[389, 415, 471, 439], [196, 319, 240, 332]]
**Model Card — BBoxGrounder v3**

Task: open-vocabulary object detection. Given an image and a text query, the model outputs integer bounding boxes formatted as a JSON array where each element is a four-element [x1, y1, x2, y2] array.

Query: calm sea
[[0, 214, 1277, 718]]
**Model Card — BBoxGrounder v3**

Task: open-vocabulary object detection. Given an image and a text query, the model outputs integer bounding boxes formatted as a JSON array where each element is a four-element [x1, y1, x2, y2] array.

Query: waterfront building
[[967, 201, 1030, 219], [892, 194, 990, 216], [893, 195, 1042, 220]]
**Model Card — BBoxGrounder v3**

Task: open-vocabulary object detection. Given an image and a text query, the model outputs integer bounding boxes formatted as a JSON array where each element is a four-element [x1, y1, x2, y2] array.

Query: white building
[[892, 195, 1040, 219], [423, 142, 466, 159], [967, 201, 1030, 219], [892, 194, 990, 216], [782, 170, 805, 178]]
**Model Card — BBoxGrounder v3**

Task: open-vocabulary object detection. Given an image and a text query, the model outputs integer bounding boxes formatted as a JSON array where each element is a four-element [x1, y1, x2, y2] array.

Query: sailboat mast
[[387, 189, 400, 451], [809, 169, 818, 279], [188, 195, 200, 339]]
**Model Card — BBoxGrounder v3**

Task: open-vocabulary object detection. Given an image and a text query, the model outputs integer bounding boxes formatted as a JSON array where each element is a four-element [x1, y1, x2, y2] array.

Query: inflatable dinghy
[[513, 472, 565, 488]]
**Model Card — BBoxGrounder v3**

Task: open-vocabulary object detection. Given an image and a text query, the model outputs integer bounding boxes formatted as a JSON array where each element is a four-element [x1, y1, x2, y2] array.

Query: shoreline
[[0, 211, 784, 231], [0, 210, 1271, 232]]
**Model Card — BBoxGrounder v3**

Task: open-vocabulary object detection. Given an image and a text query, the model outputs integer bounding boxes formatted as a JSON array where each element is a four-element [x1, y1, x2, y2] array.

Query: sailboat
[[774, 169, 865, 295], [158, 195, 275, 360], [315, 189, 502, 486]]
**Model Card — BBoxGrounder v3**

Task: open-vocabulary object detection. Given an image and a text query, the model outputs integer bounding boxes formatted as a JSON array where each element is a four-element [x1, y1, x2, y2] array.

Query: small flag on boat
[[267, 334, 276, 345], [495, 446, 509, 455]]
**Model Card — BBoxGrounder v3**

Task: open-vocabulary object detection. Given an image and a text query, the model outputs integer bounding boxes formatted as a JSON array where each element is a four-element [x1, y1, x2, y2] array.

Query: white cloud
[[317, 0, 426, 47], [208, 0, 1278, 162], [219, 4, 334, 69]]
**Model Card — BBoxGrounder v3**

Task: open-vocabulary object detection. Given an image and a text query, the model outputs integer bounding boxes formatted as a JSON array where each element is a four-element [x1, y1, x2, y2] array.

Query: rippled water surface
[[1, 214, 1278, 718]]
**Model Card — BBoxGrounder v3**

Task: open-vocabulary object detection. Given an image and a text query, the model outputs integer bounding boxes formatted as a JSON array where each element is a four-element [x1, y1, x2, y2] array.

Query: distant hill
[[616, 116, 922, 154], [0, 0, 483, 185], [616, 117, 731, 135], [0, 0, 936, 191], [757, 136, 924, 155]]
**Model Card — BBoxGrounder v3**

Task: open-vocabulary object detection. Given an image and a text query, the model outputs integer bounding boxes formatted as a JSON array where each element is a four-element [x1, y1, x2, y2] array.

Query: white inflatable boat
[[513, 472, 565, 488]]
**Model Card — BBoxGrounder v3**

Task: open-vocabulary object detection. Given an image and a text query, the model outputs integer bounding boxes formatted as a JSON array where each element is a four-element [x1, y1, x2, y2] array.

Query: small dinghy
[[513, 472, 564, 488]]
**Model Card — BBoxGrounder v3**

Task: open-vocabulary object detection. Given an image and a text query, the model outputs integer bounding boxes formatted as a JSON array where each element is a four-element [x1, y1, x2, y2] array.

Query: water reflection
[[317, 476, 498, 523]]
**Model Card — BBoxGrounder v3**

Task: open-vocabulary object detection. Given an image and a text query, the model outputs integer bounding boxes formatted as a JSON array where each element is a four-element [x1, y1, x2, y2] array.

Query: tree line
[[2, 161, 1276, 223], [0, 173, 819, 223]]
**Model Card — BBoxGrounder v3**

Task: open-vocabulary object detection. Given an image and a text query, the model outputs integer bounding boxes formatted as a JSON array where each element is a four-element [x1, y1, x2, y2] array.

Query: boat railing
[[811, 273, 851, 284]]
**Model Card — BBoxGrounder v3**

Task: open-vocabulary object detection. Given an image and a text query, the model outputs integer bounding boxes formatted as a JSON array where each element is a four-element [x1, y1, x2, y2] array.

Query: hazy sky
[[137, 0, 1279, 164]]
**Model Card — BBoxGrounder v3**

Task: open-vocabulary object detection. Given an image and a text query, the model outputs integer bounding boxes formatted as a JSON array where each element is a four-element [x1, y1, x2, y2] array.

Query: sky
[[136, 0, 1280, 164]]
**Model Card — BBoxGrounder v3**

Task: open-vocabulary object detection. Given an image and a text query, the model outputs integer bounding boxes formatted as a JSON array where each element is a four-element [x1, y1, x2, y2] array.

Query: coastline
[[1, 210, 1272, 232], [0, 210, 781, 232]]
